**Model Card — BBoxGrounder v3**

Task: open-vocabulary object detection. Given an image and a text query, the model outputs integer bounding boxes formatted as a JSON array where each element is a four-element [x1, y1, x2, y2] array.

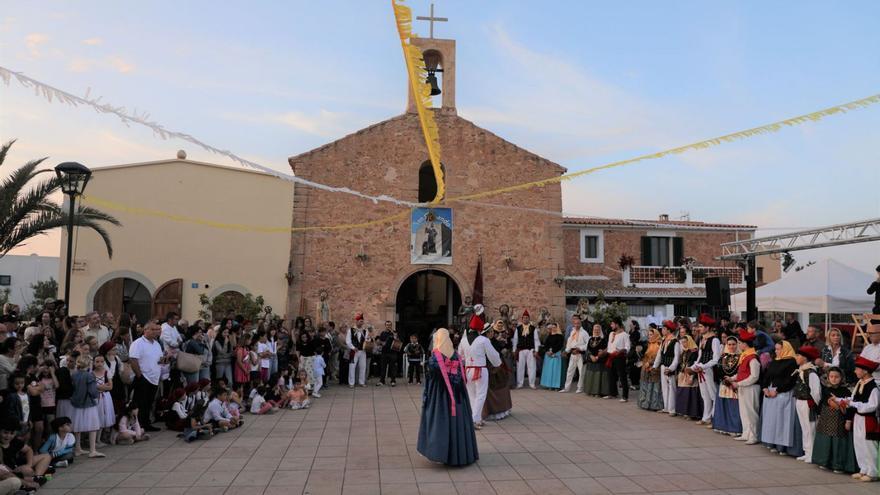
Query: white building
[[0, 254, 60, 307]]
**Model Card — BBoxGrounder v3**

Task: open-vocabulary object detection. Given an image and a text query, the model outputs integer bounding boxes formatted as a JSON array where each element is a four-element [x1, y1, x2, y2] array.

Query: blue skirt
[[760, 391, 805, 456], [712, 397, 742, 434], [417, 354, 478, 466], [675, 386, 703, 419], [540, 353, 562, 389]]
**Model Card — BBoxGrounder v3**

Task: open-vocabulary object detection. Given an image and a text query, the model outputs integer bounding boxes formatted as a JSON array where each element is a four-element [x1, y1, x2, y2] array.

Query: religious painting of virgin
[[411, 207, 453, 264]]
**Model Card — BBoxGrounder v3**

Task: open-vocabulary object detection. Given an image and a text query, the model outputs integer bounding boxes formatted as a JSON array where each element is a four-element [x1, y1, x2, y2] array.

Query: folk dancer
[[652, 320, 681, 415], [457, 307, 502, 429], [605, 317, 631, 402], [559, 316, 589, 393], [793, 346, 821, 463], [346, 314, 368, 387], [731, 329, 760, 444], [512, 310, 540, 389], [839, 356, 880, 482], [692, 314, 722, 426]]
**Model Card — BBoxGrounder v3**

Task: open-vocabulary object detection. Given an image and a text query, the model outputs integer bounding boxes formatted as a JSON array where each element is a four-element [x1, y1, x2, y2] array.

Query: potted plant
[[617, 254, 635, 270]]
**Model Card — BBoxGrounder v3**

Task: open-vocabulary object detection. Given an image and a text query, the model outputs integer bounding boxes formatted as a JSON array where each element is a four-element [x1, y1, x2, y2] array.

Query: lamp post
[[54, 162, 92, 315]]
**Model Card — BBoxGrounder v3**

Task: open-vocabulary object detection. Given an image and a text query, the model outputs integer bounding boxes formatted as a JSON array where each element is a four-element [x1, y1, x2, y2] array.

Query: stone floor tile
[[525, 478, 574, 495], [489, 480, 535, 495], [380, 483, 421, 495], [560, 477, 610, 495], [455, 481, 497, 495], [593, 477, 646, 494]]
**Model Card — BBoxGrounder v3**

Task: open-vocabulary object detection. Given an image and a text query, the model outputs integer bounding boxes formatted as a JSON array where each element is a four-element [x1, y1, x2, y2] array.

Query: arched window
[[418, 160, 445, 202]]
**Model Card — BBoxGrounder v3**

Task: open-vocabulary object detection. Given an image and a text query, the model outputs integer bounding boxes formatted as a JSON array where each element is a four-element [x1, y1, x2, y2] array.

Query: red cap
[[171, 388, 186, 401], [522, 309, 530, 318], [354, 313, 364, 322], [198, 378, 212, 389], [469, 313, 485, 331], [796, 346, 820, 361], [698, 313, 716, 326], [855, 356, 880, 372], [184, 382, 199, 394], [98, 341, 116, 355], [738, 329, 756, 342], [663, 320, 677, 331]]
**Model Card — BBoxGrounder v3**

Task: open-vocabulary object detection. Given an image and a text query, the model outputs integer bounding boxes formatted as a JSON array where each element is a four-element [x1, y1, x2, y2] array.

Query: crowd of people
[[1, 296, 879, 491]]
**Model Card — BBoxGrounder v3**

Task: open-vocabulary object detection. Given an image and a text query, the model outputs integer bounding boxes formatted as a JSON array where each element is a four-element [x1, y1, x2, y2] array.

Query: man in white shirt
[[129, 321, 165, 431], [860, 324, 880, 383], [160, 312, 183, 351], [458, 315, 502, 428], [692, 314, 722, 425], [346, 314, 368, 387], [83, 312, 110, 347], [512, 310, 540, 389], [560, 315, 589, 393], [605, 317, 631, 402]]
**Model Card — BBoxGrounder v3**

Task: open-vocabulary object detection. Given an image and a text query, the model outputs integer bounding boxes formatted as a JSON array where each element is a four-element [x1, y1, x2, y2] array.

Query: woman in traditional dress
[[417, 328, 478, 466], [674, 335, 702, 419], [540, 324, 564, 390], [760, 340, 803, 456], [582, 324, 610, 397], [483, 320, 513, 421], [637, 326, 663, 411], [811, 367, 857, 473], [713, 336, 742, 435]]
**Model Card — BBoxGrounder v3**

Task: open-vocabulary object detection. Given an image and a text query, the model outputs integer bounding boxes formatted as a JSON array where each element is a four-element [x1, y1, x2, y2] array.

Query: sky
[[1, 1, 878, 271]]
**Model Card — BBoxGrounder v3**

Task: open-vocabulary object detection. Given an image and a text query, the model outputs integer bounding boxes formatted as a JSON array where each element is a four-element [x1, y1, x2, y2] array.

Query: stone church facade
[[285, 36, 567, 337]]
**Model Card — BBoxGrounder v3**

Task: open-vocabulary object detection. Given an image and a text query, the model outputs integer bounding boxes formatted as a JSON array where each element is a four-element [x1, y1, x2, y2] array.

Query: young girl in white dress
[[92, 355, 116, 440]]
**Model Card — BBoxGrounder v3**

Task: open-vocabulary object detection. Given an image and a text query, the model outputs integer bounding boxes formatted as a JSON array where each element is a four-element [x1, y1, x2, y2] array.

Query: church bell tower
[[406, 5, 456, 115]]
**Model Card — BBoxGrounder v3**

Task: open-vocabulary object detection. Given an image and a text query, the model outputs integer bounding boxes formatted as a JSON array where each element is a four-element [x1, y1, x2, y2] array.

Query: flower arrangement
[[617, 254, 635, 270], [681, 256, 697, 269]]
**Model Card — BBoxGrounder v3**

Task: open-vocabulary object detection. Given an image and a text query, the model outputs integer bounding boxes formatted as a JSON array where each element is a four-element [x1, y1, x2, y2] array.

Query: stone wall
[[286, 112, 566, 326]]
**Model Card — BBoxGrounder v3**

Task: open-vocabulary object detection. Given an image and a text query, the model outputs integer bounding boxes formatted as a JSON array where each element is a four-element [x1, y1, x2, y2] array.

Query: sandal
[[89, 451, 106, 458]]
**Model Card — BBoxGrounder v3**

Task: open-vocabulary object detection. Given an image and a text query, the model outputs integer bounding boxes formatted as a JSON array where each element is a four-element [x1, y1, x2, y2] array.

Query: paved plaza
[[38, 384, 872, 495]]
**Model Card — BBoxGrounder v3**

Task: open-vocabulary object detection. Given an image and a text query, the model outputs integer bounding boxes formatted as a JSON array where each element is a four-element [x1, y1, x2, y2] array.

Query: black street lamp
[[54, 161, 92, 314]]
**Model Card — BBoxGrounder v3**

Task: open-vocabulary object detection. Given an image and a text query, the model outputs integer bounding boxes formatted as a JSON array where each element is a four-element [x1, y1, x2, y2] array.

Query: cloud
[[108, 56, 135, 73], [68, 57, 96, 73], [24, 32, 49, 57], [81, 37, 103, 46], [225, 109, 371, 139]]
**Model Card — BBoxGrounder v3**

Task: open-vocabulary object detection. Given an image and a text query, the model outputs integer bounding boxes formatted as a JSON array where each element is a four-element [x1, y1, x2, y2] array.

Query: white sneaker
[[619, 398, 627, 403], [745, 440, 758, 445], [558, 389, 568, 393], [515, 385, 523, 389], [733, 436, 747, 441], [312, 393, 321, 398], [575, 389, 583, 394], [529, 385, 536, 390]]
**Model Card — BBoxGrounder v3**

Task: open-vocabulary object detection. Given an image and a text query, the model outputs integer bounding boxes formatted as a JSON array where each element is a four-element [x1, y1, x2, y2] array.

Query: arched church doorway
[[395, 269, 461, 350], [93, 277, 152, 324]]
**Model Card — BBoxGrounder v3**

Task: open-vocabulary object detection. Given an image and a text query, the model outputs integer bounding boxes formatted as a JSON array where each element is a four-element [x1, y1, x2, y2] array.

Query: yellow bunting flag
[[392, 0, 444, 204]]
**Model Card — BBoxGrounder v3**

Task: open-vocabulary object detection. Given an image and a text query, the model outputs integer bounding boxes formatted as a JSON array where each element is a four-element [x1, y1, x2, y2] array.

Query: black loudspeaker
[[705, 277, 730, 307]]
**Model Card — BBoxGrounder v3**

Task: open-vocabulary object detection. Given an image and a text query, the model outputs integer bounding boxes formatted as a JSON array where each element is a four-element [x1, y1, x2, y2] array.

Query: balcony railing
[[622, 265, 744, 288]]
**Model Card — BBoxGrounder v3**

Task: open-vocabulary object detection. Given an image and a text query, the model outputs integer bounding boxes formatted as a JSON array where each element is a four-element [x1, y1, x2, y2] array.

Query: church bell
[[426, 71, 441, 96]]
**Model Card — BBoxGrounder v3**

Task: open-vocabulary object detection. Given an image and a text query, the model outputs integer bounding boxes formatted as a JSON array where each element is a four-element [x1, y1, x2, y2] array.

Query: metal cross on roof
[[416, 3, 448, 39]]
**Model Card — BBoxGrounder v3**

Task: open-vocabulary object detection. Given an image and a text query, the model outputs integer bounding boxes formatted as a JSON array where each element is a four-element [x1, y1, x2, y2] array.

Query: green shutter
[[672, 237, 684, 266], [641, 236, 651, 266]]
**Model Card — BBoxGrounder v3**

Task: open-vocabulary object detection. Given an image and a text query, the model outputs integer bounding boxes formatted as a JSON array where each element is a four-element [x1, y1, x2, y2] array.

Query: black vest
[[660, 340, 676, 367], [350, 328, 365, 350], [793, 368, 817, 401], [516, 325, 535, 350], [699, 336, 718, 365]]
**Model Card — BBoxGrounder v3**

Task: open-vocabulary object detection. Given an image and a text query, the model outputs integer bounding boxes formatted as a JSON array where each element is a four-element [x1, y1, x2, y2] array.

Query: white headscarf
[[433, 328, 454, 358]]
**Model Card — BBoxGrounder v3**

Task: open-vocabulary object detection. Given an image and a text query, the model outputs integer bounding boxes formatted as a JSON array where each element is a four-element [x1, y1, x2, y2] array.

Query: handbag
[[176, 351, 202, 373]]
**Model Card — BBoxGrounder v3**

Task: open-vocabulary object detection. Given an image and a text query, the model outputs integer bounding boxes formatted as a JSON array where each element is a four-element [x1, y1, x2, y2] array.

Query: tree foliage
[[22, 278, 58, 319], [0, 140, 121, 259], [198, 292, 266, 322], [588, 290, 629, 330]]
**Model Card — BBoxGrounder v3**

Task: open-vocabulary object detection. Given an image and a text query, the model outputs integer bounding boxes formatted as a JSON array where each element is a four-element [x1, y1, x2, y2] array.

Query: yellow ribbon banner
[[392, 0, 445, 204], [82, 93, 880, 233]]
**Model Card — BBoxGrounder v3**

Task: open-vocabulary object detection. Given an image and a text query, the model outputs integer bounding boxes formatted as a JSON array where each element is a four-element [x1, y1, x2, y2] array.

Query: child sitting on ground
[[203, 387, 240, 431], [249, 386, 280, 415], [288, 380, 311, 410], [113, 402, 149, 444], [39, 416, 75, 468], [1, 419, 52, 490], [166, 388, 188, 432]]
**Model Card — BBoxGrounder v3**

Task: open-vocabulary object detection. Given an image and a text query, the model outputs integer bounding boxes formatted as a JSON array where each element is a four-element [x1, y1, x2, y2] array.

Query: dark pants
[[133, 376, 159, 427], [380, 353, 400, 384], [338, 352, 350, 386], [408, 362, 423, 383], [607, 355, 629, 399]]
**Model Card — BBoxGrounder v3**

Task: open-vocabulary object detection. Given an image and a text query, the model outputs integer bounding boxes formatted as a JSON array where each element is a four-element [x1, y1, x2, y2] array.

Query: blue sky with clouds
[[1, 1, 878, 267]]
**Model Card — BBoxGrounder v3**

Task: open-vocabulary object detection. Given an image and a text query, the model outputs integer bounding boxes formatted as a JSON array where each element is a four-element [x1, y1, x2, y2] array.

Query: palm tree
[[0, 139, 121, 259]]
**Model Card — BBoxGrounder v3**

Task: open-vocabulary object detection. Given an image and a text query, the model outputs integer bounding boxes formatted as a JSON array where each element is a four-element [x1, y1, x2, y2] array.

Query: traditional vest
[[698, 336, 718, 365], [719, 353, 739, 378], [735, 353, 757, 382], [587, 336, 604, 356], [350, 328, 365, 350], [793, 368, 817, 401], [516, 325, 536, 351], [660, 339, 676, 367]]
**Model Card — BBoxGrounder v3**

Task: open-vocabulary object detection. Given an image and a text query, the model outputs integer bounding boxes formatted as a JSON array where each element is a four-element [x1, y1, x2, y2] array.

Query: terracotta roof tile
[[563, 216, 756, 230]]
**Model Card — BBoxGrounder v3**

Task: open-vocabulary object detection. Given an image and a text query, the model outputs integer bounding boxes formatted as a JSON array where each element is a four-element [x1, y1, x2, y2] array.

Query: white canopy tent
[[730, 258, 874, 322]]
